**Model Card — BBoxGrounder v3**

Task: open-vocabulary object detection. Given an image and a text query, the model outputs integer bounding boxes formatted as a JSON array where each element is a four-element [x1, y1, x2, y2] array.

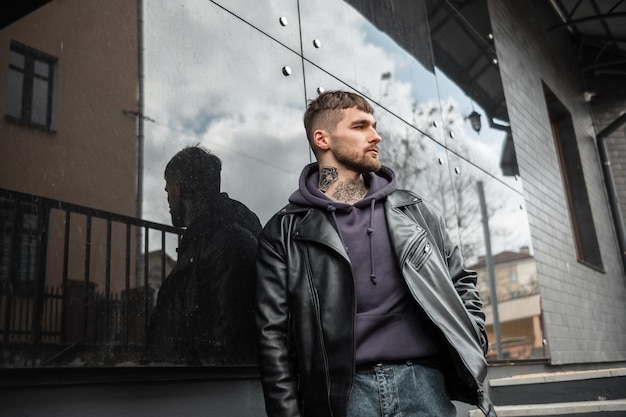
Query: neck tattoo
[[332, 178, 368, 204], [319, 166, 368, 204], [319, 167, 338, 192]]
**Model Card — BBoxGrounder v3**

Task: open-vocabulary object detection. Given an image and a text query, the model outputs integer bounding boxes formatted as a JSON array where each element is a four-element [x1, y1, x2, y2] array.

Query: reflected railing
[[0, 187, 181, 367]]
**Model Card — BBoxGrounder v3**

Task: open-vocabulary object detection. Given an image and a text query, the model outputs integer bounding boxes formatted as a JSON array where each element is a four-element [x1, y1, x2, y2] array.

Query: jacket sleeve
[[438, 215, 489, 355], [255, 232, 301, 417]]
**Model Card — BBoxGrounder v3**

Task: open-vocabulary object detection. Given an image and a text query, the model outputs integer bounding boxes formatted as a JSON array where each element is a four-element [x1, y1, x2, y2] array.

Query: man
[[256, 91, 496, 417], [147, 145, 262, 365]]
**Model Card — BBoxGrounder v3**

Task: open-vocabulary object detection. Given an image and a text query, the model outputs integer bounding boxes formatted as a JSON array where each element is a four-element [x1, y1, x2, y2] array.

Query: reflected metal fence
[[0, 188, 181, 364]]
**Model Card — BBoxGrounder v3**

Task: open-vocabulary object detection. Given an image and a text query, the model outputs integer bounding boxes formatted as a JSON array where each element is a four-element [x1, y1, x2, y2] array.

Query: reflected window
[[5, 41, 57, 132], [0, 199, 41, 295]]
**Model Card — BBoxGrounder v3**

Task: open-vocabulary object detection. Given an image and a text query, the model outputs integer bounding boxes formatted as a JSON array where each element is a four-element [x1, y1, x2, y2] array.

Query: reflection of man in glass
[[147, 145, 262, 365], [256, 91, 496, 416]]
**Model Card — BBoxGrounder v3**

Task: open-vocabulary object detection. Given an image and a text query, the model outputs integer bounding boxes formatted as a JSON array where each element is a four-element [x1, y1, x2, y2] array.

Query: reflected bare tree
[[378, 98, 505, 263]]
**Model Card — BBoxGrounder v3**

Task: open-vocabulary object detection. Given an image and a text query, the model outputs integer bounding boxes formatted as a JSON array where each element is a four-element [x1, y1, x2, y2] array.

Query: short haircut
[[303, 90, 375, 149], [165, 145, 221, 203]]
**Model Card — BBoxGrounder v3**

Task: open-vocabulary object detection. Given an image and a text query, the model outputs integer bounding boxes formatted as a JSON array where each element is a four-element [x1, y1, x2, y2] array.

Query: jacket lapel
[[385, 191, 424, 263], [290, 207, 350, 262]]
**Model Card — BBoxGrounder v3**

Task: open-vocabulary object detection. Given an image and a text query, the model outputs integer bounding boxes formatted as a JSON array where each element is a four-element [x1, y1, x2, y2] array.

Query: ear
[[313, 129, 330, 152]]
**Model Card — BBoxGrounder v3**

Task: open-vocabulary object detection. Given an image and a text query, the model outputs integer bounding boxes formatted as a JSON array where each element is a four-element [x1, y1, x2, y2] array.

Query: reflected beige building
[[471, 248, 544, 360], [141, 249, 176, 303], [0, 0, 140, 344], [0, 0, 138, 212]]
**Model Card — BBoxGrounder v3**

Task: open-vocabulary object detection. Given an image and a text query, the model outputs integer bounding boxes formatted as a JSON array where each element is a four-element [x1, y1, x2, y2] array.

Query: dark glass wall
[[0, 0, 542, 369]]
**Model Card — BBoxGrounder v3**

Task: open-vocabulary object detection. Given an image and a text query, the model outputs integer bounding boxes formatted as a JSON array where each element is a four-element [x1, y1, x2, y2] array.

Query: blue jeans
[[346, 361, 456, 417]]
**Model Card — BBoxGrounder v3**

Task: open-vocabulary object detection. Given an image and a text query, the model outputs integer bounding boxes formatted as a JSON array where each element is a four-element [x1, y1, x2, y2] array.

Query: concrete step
[[489, 368, 626, 405], [468, 399, 626, 417]]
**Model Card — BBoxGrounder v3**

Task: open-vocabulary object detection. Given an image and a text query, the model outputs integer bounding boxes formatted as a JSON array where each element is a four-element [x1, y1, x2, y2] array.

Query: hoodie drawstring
[[326, 204, 344, 241], [368, 199, 377, 285], [327, 201, 378, 286]]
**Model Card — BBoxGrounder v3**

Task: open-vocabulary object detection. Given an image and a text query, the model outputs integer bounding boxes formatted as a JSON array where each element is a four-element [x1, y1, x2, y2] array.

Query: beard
[[170, 198, 187, 227], [332, 146, 381, 174]]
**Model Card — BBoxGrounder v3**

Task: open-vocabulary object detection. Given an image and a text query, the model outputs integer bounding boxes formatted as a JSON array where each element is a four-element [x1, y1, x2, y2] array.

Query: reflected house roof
[[469, 248, 534, 270]]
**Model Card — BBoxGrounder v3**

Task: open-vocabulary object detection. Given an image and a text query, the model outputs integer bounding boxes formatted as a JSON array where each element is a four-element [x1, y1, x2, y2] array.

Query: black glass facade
[[0, 0, 541, 369]]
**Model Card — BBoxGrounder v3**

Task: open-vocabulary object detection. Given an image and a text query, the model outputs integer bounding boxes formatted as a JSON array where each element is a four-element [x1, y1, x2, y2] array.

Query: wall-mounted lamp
[[465, 110, 482, 134]]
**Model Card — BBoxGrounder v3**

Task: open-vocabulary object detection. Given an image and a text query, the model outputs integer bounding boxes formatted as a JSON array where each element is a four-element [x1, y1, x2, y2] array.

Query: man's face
[[165, 176, 186, 227], [327, 107, 382, 173]]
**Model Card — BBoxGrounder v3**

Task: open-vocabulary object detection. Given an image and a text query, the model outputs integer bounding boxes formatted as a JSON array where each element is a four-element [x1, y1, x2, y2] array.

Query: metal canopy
[[549, 0, 626, 99]]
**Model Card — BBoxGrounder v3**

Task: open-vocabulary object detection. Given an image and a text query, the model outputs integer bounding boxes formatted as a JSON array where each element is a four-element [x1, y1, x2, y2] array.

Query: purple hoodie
[[289, 163, 442, 365]]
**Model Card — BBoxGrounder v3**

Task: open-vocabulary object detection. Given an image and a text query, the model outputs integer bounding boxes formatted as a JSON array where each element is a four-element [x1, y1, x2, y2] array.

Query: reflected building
[[1, 0, 626, 415], [141, 249, 176, 304], [0, 0, 139, 214], [0, 0, 145, 356], [470, 247, 543, 361]]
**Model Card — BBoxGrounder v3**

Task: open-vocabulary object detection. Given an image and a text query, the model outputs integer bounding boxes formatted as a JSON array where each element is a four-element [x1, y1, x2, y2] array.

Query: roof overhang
[[549, 0, 626, 99], [1, 1, 53, 30]]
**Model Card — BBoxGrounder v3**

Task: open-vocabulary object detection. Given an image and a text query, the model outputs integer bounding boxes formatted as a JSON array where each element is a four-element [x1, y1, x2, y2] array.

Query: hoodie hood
[[289, 162, 398, 288], [289, 163, 397, 208]]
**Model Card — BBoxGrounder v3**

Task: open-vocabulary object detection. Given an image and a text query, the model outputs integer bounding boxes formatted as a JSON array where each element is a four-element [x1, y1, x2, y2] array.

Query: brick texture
[[488, 0, 626, 365]]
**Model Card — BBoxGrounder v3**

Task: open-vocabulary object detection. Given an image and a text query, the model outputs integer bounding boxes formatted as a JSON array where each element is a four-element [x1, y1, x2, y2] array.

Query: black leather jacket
[[256, 189, 496, 417]]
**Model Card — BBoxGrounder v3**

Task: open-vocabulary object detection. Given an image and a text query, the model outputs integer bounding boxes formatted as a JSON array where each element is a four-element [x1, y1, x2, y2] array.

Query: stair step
[[488, 368, 626, 405], [468, 399, 626, 417], [491, 368, 626, 387]]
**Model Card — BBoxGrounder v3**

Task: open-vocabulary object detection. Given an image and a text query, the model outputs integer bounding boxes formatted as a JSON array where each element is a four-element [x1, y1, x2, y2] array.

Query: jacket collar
[[288, 205, 349, 260], [279, 189, 423, 260], [385, 189, 422, 208]]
